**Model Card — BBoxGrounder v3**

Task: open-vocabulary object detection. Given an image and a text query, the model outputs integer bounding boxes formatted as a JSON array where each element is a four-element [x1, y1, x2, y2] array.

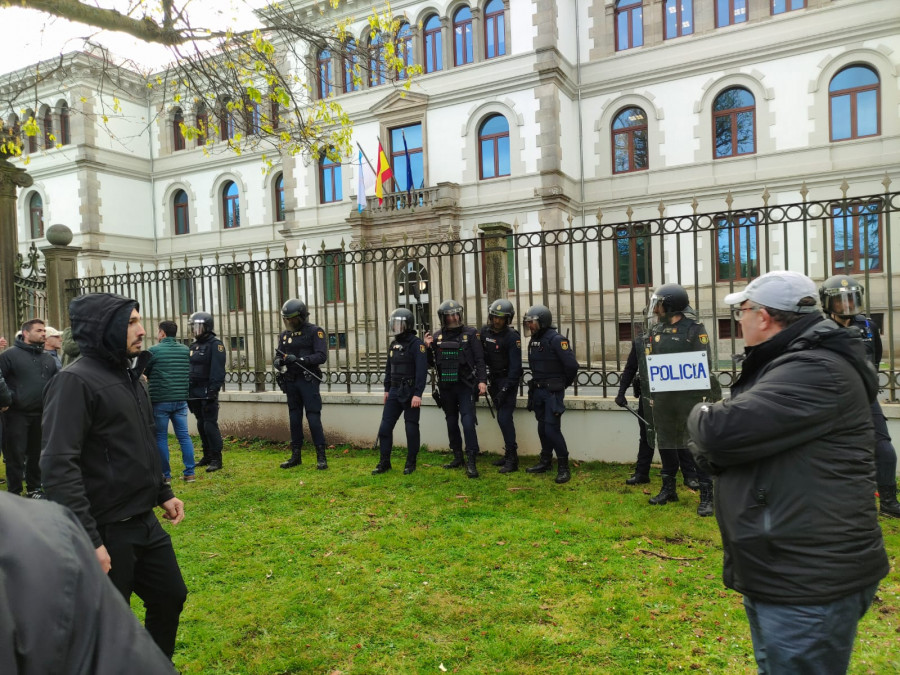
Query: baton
[[275, 349, 326, 383], [625, 405, 651, 426], [484, 388, 496, 419]]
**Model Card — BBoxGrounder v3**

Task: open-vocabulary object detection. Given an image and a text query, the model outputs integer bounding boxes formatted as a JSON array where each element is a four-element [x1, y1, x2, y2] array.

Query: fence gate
[[14, 242, 46, 327]]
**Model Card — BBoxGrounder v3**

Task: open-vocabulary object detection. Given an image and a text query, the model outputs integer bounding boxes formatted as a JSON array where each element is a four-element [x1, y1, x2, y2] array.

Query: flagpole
[[356, 142, 377, 174], [376, 135, 402, 193]]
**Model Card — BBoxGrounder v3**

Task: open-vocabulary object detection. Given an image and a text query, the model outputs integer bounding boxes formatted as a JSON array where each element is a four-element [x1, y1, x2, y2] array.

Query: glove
[[284, 354, 298, 365], [273, 356, 284, 368], [615, 393, 628, 408]]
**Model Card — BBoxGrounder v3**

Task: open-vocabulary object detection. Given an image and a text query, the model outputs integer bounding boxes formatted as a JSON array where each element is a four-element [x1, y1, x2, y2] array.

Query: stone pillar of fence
[[0, 149, 32, 338], [478, 222, 512, 305], [41, 224, 80, 329]]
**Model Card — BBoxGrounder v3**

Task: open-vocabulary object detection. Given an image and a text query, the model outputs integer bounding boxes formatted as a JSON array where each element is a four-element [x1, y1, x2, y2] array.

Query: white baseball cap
[[723, 271, 819, 313]]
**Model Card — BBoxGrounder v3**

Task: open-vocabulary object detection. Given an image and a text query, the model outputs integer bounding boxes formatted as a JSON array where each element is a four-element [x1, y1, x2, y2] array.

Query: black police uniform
[[526, 327, 578, 469], [189, 330, 226, 468], [617, 334, 655, 482], [428, 325, 487, 467], [275, 322, 328, 457], [376, 330, 428, 472], [481, 323, 523, 466]]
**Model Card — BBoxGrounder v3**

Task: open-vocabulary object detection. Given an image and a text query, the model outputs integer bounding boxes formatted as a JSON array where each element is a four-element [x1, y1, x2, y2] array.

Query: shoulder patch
[[515, 340, 521, 349], [560, 340, 569, 350], [317, 330, 324, 339], [419, 344, 426, 353], [217, 344, 225, 352], [654, 335, 660, 342], [699, 334, 709, 344]]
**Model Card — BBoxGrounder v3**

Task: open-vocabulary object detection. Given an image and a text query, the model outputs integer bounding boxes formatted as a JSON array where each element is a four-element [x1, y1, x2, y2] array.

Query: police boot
[[648, 475, 679, 505], [280, 448, 302, 469], [625, 472, 650, 485], [526, 453, 553, 474], [697, 481, 714, 517], [465, 451, 479, 479], [879, 484, 900, 519], [498, 446, 519, 474], [196, 455, 212, 467], [492, 449, 507, 467], [554, 458, 571, 484], [443, 448, 464, 469], [372, 447, 392, 475], [683, 474, 700, 491], [315, 445, 328, 471], [403, 449, 418, 475]]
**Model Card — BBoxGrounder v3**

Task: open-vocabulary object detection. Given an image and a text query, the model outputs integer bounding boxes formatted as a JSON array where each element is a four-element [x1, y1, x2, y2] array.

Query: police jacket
[[687, 314, 888, 604], [527, 328, 578, 389], [846, 313, 882, 369], [145, 336, 190, 403], [617, 335, 643, 399], [189, 331, 226, 399], [428, 325, 487, 388], [480, 325, 523, 391], [0, 336, 58, 413], [383, 330, 428, 398], [275, 322, 327, 378], [41, 293, 175, 548]]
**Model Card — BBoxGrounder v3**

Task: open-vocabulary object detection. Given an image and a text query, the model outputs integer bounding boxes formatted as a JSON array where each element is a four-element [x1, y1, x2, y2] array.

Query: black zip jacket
[[687, 314, 888, 604], [41, 293, 174, 548], [0, 337, 58, 413]]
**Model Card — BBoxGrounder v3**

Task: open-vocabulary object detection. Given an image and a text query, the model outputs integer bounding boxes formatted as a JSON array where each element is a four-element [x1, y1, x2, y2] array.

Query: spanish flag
[[375, 141, 393, 204]]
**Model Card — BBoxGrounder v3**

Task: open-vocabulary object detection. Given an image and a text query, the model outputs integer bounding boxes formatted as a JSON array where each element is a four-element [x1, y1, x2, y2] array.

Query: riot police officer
[[273, 299, 328, 470], [642, 284, 716, 515], [188, 311, 226, 472], [616, 329, 655, 485], [820, 274, 900, 518], [480, 299, 522, 473], [423, 299, 487, 478], [523, 305, 579, 484], [372, 308, 428, 475]]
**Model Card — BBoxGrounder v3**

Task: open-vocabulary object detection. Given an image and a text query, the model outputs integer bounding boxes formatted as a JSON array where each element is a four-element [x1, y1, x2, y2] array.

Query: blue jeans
[[742, 583, 879, 674], [153, 401, 195, 478]]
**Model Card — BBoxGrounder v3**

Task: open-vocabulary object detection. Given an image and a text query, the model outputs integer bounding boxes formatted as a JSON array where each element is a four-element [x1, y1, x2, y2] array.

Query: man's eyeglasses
[[732, 305, 762, 321]]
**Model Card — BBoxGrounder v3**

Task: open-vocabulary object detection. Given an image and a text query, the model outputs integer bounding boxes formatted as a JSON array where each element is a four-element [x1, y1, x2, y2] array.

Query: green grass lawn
[[150, 439, 899, 674]]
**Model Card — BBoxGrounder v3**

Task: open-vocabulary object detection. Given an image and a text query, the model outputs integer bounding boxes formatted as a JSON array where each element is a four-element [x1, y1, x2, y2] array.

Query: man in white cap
[[687, 270, 888, 674], [44, 326, 63, 368]]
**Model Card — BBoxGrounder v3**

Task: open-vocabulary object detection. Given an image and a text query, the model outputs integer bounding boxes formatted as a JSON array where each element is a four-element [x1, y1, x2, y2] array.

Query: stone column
[[478, 222, 512, 305], [0, 148, 33, 338], [40, 225, 81, 329]]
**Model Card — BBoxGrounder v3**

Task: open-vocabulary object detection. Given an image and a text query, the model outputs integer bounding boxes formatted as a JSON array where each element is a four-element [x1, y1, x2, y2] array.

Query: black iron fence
[[14, 242, 47, 326], [66, 185, 898, 400]]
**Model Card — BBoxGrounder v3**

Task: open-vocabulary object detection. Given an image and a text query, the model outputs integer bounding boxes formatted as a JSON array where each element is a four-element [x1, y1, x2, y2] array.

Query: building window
[[424, 15, 442, 73], [716, 0, 748, 28], [612, 107, 648, 174], [270, 99, 281, 129], [396, 23, 414, 79], [454, 7, 474, 66], [343, 40, 360, 92], [227, 274, 246, 311], [772, 0, 805, 14], [178, 277, 194, 315], [223, 181, 240, 229], [220, 100, 236, 141], [196, 103, 208, 146], [173, 108, 185, 151], [59, 103, 70, 145], [716, 214, 759, 281], [478, 115, 510, 180], [324, 251, 346, 303], [247, 101, 261, 135], [174, 190, 189, 235], [485, 0, 506, 59], [664, 0, 693, 39], [43, 109, 53, 149], [328, 332, 348, 350], [229, 336, 246, 351], [832, 202, 882, 273], [829, 65, 879, 142], [618, 321, 635, 342], [320, 153, 343, 204], [370, 33, 387, 87], [615, 0, 643, 52], [718, 317, 743, 340], [391, 124, 424, 192], [274, 173, 285, 221], [29, 192, 44, 239], [713, 87, 755, 158], [318, 48, 333, 98], [616, 226, 651, 287], [25, 110, 36, 153]]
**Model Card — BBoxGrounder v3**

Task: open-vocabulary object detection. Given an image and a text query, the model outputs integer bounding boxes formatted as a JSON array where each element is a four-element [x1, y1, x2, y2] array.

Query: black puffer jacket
[[41, 294, 174, 548], [687, 314, 888, 604], [0, 337, 58, 413]]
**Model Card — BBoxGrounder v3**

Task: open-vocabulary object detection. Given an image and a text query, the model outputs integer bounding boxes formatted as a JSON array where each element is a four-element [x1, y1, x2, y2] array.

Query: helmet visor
[[191, 321, 206, 337], [823, 287, 863, 318], [440, 310, 462, 329], [389, 316, 410, 335], [646, 294, 666, 326]]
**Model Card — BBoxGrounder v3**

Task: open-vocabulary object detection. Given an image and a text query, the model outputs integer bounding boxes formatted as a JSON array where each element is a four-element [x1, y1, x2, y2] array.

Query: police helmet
[[437, 299, 464, 329], [819, 275, 864, 319], [281, 298, 309, 321], [488, 299, 515, 328], [189, 311, 214, 337], [389, 308, 414, 336], [523, 304, 552, 335], [647, 284, 689, 323]]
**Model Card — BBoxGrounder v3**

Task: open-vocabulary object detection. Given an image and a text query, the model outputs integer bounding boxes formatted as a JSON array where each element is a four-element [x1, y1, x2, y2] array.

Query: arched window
[[173, 190, 189, 235], [716, 0, 748, 28], [196, 103, 209, 146], [246, 101, 261, 135], [25, 110, 36, 153], [220, 99, 236, 141], [485, 0, 506, 59], [713, 87, 755, 158], [222, 181, 240, 229], [612, 107, 648, 174], [43, 108, 53, 149], [369, 33, 387, 87], [454, 7, 473, 67], [318, 48, 333, 98], [58, 102, 71, 146], [423, 15, 443, 73], [29, 192, 44, 239], [616, 0, 643, 52], [173, 108, 186, 151], [343, 40, 360, 92], [320, 153, 343, 203], [664, 0, 693, 40], [829, 65, 879, 142], [396, 23, 414, 80], [478, 114, 510, 180], [274, 173, 285, 221]]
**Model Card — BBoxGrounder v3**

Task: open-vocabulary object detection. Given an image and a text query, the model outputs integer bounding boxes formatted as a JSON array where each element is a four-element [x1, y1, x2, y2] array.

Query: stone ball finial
[[45, 224, 73, 246]]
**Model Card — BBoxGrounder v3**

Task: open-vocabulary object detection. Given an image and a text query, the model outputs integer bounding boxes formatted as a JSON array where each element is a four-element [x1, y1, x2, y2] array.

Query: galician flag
[[357, 151, 375, 212], [375, 141, 393, 205]]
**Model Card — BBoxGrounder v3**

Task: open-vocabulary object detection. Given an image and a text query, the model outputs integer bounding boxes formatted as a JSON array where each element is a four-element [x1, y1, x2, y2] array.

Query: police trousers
[[284, 377, 326, 449], [439, 382, 479, 453], [378, 387, 420, 456], [532, 387, 568, 460], [490, 382, 517, 451]]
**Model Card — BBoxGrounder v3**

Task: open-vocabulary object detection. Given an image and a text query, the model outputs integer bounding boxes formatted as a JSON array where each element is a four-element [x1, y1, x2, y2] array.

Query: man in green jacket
[[144, 321, 195, 483]]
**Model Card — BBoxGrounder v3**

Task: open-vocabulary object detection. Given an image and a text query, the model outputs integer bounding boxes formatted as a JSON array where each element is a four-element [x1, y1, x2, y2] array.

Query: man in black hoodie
[[687, 271, 888, 675], [40, 293, 187, 661], [0, 318, 58, 496]]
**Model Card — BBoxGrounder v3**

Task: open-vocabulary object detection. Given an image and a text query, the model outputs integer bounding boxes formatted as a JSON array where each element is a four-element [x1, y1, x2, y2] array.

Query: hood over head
[[69, 293, 139, 367]]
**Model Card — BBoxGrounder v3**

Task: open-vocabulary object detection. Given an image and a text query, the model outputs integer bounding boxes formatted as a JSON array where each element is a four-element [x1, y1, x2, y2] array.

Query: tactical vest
[[482, 328, 510, 378], [389, 337, 416, 382], [189, 339, 214, 385], [528, 329, 566, 386], [280, 326, 315, 358]]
